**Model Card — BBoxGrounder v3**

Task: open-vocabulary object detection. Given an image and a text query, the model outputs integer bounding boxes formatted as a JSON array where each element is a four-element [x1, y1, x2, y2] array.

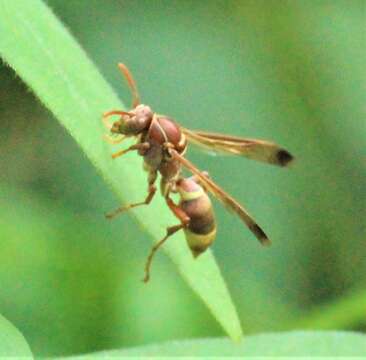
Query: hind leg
[[143, 223, 184, 283], [143, 194, 190, 283]]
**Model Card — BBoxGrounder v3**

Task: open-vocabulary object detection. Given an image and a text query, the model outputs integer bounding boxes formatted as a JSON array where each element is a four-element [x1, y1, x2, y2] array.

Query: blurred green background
[[0, 0, 365, 356]]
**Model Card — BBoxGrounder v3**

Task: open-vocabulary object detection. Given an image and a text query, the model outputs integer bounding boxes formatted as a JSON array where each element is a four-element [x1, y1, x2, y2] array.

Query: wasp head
[[107, 104, 153, 136]]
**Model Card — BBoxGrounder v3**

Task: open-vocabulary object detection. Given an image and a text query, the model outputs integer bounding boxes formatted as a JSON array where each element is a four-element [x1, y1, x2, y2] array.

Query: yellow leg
[[111, 142, 149, 159], [103, 134, 125, 145]]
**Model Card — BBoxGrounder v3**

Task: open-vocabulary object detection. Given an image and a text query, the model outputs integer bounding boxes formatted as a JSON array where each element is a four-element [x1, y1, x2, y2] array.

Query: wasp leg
[[111, 142, 150, 159], [143, 196, 190, 283], [143, 224, 184, 283], [165, 196, 190, 224], [103, 134, 125, 145], [105, 170, 157, 219]]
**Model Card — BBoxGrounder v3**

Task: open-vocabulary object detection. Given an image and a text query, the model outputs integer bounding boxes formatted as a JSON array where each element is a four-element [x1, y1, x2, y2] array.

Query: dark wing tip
[[276, 149, 294, 167], [261, 238, 272, 247], [250, 224, 272, 247]]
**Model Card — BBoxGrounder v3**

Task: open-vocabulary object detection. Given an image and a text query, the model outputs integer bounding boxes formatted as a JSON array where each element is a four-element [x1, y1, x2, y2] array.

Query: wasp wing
[[170, 149, 271, 246], [182, 127, 293, 167]]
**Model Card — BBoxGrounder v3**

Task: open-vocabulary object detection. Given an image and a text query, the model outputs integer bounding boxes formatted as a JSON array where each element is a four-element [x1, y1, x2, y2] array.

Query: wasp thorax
[[113, 104, 153, 136]]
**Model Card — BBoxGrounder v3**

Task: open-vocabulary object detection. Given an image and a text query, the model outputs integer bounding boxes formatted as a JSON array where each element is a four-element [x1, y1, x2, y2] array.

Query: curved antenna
[[102, 110, 134, 129], [118, 63, 141, 108]]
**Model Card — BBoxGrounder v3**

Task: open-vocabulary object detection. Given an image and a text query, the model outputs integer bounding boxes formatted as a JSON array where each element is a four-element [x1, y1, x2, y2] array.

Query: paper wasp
[[103, 63, 294, 281]]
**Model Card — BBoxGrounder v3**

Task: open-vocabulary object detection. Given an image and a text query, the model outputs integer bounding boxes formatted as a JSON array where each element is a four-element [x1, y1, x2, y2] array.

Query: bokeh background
[[0, 0, 365, 356]]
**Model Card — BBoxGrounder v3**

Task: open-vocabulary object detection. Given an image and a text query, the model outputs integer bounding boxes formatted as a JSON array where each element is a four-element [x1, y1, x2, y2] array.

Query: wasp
[[103, 63, 294, 281]]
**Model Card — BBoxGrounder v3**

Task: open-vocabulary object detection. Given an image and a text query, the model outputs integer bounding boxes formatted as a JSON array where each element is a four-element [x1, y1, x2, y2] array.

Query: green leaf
[[57, 331, 366, 357], [0, 0, 242, 340], [292, 288, 366, 330], [0, 313, 33, 357]]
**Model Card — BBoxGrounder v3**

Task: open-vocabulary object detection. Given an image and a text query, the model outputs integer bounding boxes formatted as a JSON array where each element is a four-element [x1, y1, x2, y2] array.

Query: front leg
[[103, 134, 125, 145], [111, 142, 150, 159]]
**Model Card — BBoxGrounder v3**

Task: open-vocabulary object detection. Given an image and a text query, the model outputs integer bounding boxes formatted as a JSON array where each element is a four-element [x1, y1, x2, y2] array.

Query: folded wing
[[182, 128, 294, 167], [170, 149, 271, 246]]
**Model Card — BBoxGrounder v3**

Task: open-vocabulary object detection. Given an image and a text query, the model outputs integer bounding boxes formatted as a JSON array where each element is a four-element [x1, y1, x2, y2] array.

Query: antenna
[[118, 63, 141, 108]]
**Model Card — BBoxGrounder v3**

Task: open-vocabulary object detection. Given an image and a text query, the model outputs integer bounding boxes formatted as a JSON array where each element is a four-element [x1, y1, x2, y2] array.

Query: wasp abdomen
[[181, 198, 215, 235], [177, 178, 216, 257]]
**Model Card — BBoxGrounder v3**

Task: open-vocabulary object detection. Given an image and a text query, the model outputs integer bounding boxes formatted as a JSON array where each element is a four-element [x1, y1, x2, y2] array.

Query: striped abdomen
[[177, 177, 216, 258]]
